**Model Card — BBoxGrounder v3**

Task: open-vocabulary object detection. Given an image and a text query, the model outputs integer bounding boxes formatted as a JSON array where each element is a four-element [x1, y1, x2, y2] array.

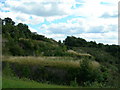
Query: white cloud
[[27, 16, 44, 25], [39, 16, 117, 34], [38, 15, 118, 44], [45, 15, 68, 22], [1, 0, 77, 23], [0, 11, 45, 25], [5, 0, 76, 17], [37, 31, 66, 41], [73, 0, 118, 18], [39, 22, 85, 35], [29, 27, 37, 32], [75, 31, 118, 45], [0, 0, 118, 44]]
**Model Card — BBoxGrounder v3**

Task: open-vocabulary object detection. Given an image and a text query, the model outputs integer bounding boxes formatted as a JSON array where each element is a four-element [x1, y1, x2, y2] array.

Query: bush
[[77, 59, 103, 86], [70, 77, 78, 87], [3, 63, 14, 77]]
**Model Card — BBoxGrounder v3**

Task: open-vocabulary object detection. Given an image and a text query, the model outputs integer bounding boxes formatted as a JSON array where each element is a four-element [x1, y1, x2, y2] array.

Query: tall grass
[[2, 56, 100, 69], [3, 56, 80, 69], [2, 56, 101, 87]]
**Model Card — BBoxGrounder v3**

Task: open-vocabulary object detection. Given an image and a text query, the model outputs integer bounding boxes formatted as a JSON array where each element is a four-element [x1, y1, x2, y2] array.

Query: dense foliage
[[64, 36, 120, 87], [64, 36, 119, 66], [2, 17, 66, 56], [2, 17, 120, 88]]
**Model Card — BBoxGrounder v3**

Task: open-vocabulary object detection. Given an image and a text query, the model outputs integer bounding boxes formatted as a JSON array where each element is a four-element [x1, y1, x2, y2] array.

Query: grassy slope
[[2, 56, 100, 88], [2, 56, 100, 70], [2, 77, 74, 88]]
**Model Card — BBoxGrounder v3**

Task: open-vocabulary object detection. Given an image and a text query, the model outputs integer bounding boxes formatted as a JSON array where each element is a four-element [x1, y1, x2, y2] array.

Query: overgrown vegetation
[[2, 56, 114, 88], [2, 17, 119, 88]]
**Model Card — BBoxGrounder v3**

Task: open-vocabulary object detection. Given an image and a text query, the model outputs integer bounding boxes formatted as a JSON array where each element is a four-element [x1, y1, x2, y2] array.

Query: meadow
[[2, 56, 101, 88]]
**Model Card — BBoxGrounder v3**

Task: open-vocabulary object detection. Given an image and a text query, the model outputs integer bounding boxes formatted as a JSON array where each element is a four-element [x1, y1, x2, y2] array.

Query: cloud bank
[[0, 0, 118, 44]]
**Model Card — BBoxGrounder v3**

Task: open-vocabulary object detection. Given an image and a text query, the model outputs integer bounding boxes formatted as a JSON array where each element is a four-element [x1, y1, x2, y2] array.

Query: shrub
[[70, 77, 78, 87], [3, 63, 14, 77], [77, 59, 103, 86]]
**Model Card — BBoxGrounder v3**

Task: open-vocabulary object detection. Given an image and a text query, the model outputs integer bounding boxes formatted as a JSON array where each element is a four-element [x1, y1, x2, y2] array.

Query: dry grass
[[2, 56, 80, 69], [67, 50, 91, 57], [2, 56, 100, 69], [91, 61, 100, 69]]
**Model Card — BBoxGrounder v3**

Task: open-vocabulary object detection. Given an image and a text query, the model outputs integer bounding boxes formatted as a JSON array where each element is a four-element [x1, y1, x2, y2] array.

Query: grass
[[67, 50, 91, 57], [3, 56, 80, 69], [2, 56, 100, 69], [2, 56, 101, 88], [2, 76, 74, 88]]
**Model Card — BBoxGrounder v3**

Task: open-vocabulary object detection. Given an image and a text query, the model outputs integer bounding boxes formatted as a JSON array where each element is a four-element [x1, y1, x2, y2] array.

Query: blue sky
[[0, 0, 118, 45]]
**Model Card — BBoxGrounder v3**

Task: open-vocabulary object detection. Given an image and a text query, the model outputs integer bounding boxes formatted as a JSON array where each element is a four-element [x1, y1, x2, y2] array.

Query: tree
[[17, 23, 31, 38], [3, 17, 15, 25], [88, 41, 97, 47], [77, 59, 102, 86], [58, 40, 62, 44], [64, 36, 87, 47]]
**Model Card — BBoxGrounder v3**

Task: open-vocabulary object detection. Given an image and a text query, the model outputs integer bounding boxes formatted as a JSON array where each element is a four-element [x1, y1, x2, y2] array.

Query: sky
[[0, 0, 119, 45]]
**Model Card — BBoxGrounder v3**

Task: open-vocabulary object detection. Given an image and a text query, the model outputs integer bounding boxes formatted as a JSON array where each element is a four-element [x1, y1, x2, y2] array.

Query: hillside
[[1, 17, 120, 88]]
